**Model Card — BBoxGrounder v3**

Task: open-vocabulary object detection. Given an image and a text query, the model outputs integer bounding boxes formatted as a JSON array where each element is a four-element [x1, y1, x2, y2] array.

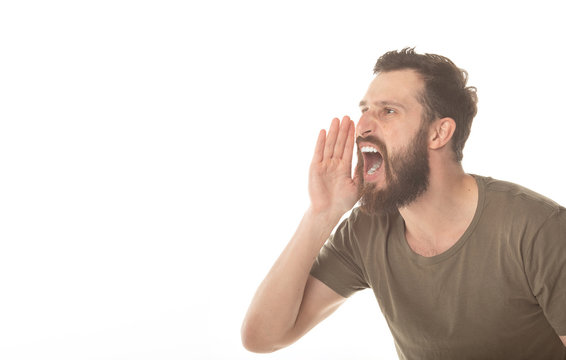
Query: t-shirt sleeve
[[309, 212, 369, 298], [524, 206, 566, 336]]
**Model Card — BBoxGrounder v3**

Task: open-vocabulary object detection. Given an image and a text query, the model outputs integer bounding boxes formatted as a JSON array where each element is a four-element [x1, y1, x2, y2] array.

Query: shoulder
[[474, 175, 565, 253], [477, 175, 562, 220], [472, 177, 566, 275]]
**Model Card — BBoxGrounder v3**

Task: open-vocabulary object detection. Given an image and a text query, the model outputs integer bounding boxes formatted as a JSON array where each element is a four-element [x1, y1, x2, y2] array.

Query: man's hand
[[308, 116, 359, 219], [241, 116, 357, 353]]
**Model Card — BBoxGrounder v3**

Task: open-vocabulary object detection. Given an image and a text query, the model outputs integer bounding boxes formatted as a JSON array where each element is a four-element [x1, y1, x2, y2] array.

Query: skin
[[240, 117, 354, 353], [241, 69, 566, 352], [357, 70, 478, 256]]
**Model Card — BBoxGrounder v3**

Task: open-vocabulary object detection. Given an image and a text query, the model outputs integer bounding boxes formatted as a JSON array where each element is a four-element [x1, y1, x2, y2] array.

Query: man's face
[[355, 124, 430, 214], [355, 70, 431, 214]]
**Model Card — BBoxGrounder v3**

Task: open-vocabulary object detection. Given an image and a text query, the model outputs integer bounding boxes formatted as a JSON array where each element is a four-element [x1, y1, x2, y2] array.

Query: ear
[[429, 117, 456, 150]]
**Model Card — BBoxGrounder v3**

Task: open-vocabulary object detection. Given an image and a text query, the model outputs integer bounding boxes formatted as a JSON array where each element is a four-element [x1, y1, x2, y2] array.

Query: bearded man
[[241, 48, 566, 359]]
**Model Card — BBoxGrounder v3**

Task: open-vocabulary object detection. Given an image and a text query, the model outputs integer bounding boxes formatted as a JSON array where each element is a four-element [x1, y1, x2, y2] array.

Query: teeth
[[360, 145, 382, 176], [361, 146, 378, 153], [367, 161, 381, 175]]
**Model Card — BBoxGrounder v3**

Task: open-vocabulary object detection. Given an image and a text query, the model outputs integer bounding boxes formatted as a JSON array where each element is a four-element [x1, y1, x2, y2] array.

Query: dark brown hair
[[373, 48, 478, 162]]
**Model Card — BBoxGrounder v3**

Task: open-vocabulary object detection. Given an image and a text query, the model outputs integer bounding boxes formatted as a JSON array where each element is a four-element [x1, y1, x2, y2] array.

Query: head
[[373, 47, 478, 162], [356, 48, 478, 215]]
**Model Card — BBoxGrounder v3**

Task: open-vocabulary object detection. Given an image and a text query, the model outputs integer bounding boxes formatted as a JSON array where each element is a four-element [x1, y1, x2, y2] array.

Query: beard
[[355, 123, 430, 215]]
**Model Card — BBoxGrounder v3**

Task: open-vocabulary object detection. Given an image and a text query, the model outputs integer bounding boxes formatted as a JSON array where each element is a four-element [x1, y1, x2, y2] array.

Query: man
[[241, 48, 566, 359]]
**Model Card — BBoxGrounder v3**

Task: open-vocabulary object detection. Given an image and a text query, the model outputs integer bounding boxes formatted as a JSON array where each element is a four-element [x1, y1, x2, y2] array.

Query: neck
[[398, 161, 478, 255]]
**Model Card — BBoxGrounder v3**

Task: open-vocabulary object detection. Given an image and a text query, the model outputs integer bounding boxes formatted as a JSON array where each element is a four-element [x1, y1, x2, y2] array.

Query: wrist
[[305, 206, 344, 231]]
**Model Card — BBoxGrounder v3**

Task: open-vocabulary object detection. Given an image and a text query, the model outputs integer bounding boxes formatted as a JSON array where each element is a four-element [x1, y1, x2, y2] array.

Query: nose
[[356, 112, 376, 139]]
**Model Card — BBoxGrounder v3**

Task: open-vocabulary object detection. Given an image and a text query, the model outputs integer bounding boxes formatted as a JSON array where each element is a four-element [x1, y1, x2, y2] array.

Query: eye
[[385, 108, 396, 115]]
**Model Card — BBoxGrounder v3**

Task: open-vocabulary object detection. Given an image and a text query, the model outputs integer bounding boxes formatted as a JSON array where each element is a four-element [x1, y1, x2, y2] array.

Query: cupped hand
[[308, 116, 360, 218]]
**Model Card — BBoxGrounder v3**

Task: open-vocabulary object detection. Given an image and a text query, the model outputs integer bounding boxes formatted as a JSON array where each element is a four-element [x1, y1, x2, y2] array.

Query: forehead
[[361, 69, 425, 107]]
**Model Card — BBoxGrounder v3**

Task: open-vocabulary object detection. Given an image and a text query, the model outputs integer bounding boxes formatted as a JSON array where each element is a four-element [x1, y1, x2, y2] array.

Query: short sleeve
[[524, 207, 566, 336], [310, 212, 369, 298]]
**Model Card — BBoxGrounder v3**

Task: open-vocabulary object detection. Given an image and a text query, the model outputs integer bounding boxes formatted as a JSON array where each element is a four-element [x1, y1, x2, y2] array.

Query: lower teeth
[[367, 163, 380, 175]]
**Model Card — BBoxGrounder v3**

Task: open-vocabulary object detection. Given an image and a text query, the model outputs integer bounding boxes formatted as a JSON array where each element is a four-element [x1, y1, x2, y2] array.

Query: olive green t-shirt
[[310, 175, 566, 359]]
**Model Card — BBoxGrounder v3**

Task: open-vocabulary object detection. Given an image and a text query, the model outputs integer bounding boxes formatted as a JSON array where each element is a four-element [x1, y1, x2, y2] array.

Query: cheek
[[386, 128, 413, 151]]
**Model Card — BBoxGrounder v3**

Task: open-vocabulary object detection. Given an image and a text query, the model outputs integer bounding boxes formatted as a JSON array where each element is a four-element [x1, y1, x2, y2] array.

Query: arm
[[241, 212, 346, 353], [561, 335, 566, 347], [241, 116, 359, 353]]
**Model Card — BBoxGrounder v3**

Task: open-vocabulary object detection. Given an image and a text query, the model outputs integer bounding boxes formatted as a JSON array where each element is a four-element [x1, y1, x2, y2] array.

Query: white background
[[1, 1, 565, 359]]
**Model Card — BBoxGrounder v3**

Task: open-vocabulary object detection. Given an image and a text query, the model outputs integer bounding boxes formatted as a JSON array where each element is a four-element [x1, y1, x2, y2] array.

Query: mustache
[[356, 135, 386, 153]]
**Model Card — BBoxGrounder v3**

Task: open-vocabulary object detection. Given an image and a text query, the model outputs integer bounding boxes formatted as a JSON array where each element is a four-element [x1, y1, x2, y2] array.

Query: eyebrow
[[358, 100, 406, 110]]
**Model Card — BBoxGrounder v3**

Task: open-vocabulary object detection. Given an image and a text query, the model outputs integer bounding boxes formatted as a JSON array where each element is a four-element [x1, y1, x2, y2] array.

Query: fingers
[[322, 118, 340, 160], [312, 129, 326, 164], [350, 123, 361, 190], [333, 116, 352, 160], [315, 116, 354, 164], [342, 119, 355, 167]]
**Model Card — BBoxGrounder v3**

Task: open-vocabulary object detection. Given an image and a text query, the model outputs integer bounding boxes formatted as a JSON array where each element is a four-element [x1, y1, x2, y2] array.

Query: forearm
[[242, 116, 357, 352], [241, 208, 341, 351]]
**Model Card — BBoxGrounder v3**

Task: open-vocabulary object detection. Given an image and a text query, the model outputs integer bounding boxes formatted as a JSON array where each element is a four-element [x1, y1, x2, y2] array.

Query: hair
[[373, 48, 478, 162]]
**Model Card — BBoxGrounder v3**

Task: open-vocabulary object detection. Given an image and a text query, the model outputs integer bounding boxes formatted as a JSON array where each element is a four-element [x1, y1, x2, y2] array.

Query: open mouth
[[360, 146, 383, 176]]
